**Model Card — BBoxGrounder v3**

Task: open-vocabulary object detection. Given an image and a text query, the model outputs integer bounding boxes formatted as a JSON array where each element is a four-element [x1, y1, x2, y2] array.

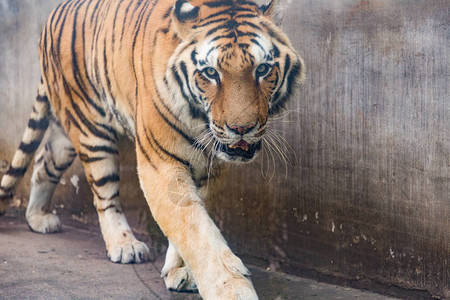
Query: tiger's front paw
[[221, 277, 258, 300], [203, 250, 257, 300], [107, 240, 151, 264], [163, 266, 198, 293]]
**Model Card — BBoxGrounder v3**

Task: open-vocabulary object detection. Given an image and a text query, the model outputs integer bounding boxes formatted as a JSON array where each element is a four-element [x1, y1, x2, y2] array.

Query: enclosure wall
[[0, 0, 448, 298]]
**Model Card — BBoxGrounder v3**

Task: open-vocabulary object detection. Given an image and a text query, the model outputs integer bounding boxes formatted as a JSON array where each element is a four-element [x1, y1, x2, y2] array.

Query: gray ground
[[0, 213, 399, 300]]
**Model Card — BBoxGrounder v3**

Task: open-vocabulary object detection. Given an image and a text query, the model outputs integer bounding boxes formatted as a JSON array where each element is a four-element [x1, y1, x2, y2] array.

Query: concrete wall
[[0, 0, 448, 298]]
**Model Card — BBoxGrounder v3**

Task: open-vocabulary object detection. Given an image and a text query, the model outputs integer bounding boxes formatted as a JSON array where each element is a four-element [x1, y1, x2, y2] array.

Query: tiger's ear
[[173, 0, 200, 38], [260, 0, 289, 25]]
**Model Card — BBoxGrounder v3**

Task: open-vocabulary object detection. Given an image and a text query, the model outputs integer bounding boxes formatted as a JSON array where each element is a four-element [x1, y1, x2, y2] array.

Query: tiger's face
[[168, 0, 304, 162]]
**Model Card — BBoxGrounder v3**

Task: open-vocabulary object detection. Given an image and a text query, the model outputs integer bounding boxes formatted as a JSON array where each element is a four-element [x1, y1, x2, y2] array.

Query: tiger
[[0, 0, 303, 299]]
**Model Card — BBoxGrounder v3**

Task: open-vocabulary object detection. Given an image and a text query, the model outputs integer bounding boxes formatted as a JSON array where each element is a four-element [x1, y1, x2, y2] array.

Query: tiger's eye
[[256, 64, 271, 77], [257, 64, 267, 73], [205, 67, 217, 77]]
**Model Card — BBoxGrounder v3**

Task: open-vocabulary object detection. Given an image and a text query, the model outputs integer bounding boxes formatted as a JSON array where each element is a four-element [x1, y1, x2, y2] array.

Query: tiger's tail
[[0, 81, 50, 215]]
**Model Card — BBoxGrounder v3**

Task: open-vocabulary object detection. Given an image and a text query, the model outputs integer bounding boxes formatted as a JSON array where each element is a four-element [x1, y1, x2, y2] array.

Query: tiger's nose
[[227, 123, 257, 135]]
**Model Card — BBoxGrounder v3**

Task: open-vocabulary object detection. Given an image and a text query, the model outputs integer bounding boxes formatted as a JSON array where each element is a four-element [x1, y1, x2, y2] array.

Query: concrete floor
[[0, 213, 399, 300]]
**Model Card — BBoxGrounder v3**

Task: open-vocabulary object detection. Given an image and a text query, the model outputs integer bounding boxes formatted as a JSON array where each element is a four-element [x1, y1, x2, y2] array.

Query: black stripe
[[201, 9, 230, 22], [130, 0, 145, 31], [71, 0, 106, 117], [132, 0, 151, 43], [81, 0, 102, 101], [44, 162, 59, 179], [153, 99, 194, 145], [19, 140, 41, 154], [237, 0, 259, 7], [94, 189, 120, 201], [163, 6, 173, 19], [68, 93, 116, 143], [204, 0, 233, 8], [205, 46, 217, 62], [172, 65, 190, 102], [49, 178, 60, 184], [97, 204, 118, 212], [89, 0, 102, 24], [179, 61, 200, 104], [36, 95, 49, 103], [138, 1, 158, 89], [204, 19, 254, 36], [235, 29, 259, 38], [274, 54, 290, 98], [260, 21, 288, 46], [103, 38, 113, 103], [146, 127, 190, 167], [28, 117, 49, 130], [130, 0, 158, 111], [136, 134, 157, 169], [56, 0, 79, 65], [191, 50, 198, 65], [272, 43, 280, 58], [194, 76, 205, 93], [92, 0, 110, 85], [241, 20, 261, 30], [194, 17, 228, 29], [111, 1, 124, 46], [269, 63, 302, 115], [54, 161, 74, 172], [95, 122, 118, 141], [235, 13, 258, 19], [270, 71, 280, 89], [250, 38, 266, 55], [6, 167, 27, 177], [81, 143, 118, 155], [65, 108, 88, 137], [211, 32, 236, 42], [120, 0, 137, 45], [142, 125, 167, 162], [79, 154, 106, 163], [205, 23, 230, 36], [93, 174, 120, 187], [201, 6, 257, 22]]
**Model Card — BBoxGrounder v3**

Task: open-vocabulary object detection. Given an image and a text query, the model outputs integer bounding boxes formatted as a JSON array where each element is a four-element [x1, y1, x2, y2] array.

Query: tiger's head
[[167, 0, 304, 162]]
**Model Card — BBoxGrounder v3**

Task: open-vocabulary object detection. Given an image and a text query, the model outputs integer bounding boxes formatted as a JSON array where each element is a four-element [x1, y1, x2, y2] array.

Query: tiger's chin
[[216, 141, 262, 163]]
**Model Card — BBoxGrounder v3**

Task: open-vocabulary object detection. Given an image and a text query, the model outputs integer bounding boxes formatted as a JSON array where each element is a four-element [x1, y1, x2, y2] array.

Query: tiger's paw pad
[[163, 266, 198, 293], [27, 213, 62, 234], [107, 240, 151, 264]]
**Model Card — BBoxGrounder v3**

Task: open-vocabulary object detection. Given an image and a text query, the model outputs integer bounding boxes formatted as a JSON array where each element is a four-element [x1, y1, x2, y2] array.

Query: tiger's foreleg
[[137, 161, 258, 300]]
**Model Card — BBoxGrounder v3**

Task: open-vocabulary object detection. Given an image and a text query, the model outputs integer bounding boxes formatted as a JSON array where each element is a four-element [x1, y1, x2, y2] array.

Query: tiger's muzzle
[[213, 122, 265, 163]]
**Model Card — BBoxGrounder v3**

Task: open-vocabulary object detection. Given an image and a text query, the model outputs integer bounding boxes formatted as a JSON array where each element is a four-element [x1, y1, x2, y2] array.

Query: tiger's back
[[0, 1, 303, 299], [40, 0, 172, 140]]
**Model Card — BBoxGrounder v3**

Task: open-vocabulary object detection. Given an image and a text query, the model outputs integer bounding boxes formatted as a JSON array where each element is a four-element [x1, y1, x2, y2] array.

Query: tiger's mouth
[[218, 140, 262, 161]]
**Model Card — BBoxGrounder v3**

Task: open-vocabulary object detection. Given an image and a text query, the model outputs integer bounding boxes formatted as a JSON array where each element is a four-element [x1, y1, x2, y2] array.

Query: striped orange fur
[[0, 1, 303, 299]]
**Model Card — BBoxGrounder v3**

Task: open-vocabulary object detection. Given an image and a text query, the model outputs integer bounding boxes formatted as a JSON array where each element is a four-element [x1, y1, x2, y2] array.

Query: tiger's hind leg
[[78, 134, 151, 264], [27, 122, 76, 233]]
